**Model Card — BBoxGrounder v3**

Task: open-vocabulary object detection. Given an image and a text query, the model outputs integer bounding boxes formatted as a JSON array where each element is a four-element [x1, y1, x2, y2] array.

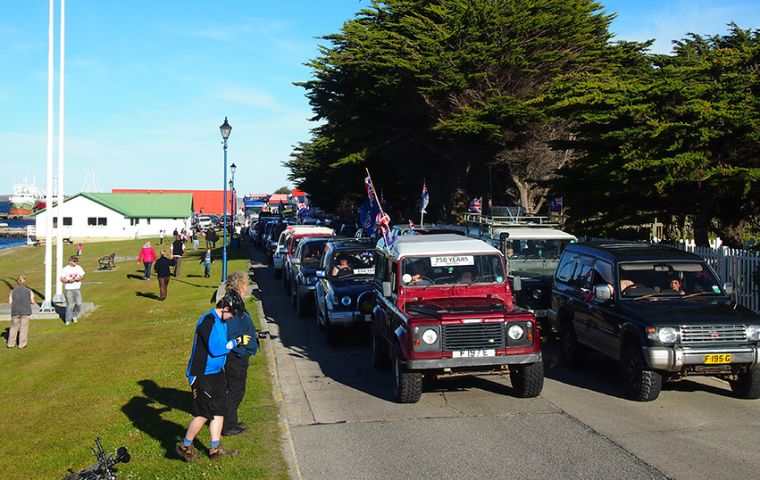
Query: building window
[[97, 217, 107, 226], [88, 217, 107, 226], [63, 217, 72, 226], [88, 217, 97, 226]]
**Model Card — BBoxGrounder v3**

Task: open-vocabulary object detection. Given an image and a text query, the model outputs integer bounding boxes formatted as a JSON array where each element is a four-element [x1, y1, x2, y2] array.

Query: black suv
[[549, 242, 760, 401], [289, 236, 331, 317], [315, 239, 377, 345]]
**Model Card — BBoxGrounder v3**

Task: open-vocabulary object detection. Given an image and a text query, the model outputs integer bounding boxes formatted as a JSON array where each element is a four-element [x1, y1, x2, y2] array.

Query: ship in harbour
[[8, 180, 45, 216]]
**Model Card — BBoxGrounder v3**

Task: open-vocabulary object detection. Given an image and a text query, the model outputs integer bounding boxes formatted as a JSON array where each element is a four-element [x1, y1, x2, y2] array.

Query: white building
[[33, 192, 193, 240]]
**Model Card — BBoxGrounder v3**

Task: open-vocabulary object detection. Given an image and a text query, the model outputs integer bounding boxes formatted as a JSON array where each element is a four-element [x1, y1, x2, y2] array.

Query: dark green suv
[[548, 242, 760, 401]]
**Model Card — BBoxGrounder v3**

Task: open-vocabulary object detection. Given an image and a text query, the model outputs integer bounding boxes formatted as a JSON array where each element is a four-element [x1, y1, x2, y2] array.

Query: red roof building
[[112, 189, 233, 215]]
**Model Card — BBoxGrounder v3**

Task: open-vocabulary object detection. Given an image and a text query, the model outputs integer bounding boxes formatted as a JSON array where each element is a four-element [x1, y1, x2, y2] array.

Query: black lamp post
[[220, 117, 231, 282]]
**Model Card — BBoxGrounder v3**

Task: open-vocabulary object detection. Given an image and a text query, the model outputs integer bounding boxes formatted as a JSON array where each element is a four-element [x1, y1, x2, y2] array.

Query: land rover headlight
[[508, 324, 525, 340], [658, 327, 678, 344], [747, 325, 760, 341], [340, 296, 352, 306], [421, 329, 438, 345]]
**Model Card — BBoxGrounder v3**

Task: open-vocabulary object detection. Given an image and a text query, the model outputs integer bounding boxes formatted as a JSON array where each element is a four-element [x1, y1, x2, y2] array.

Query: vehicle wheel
[[622, 344, 662, 402], [281, 270, 288, 288], [291, 284, 297, 305], [560, 320, 587, 368], [731, 368, 760, 399], [392, 345, 422, 403], [316, 307, 326, 331], [371, 332, 390, 370], [273, 268, 281, 279], [296, 293, 308, 318], [509, 360, 544, 398]]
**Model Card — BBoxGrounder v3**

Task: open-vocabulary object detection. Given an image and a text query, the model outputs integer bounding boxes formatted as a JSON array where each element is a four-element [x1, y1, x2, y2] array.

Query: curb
[[254, 267, 303, 480]]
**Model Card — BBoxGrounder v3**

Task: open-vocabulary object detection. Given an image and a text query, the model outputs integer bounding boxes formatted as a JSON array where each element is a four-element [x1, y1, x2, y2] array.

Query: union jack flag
[[364, 176, 376, 205], [468, 197, 482, 214], [420, 181, 429, 214]]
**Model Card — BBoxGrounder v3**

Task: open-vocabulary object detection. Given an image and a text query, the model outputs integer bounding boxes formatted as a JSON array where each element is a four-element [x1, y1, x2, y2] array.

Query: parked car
[[548, 242, 760, 401], [289, 237, 332, 317], [314, 239, 377, 344], [272, 225, 333, 279], [371, 234, 543, 403], [281, 226, 335, 288], [196, 215, 213, 230]]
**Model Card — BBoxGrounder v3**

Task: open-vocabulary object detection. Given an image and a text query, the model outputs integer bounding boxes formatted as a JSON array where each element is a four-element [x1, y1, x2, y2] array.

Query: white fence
[[585, 238, 760, 314]]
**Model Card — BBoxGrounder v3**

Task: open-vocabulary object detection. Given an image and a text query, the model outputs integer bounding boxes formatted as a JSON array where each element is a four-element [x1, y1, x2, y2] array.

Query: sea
[[0, 200, 33, 250]]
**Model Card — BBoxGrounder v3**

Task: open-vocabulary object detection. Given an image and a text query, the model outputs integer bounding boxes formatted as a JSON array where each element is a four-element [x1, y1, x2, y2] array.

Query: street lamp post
[[219, 117, 231, 282]]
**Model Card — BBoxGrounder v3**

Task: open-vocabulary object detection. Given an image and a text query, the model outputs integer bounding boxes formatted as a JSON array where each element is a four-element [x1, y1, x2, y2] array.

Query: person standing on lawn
[[199, 247, 214, 278], [60, 256, 85, 325], [136, 241, 157, 280], [172, 234, 185, 277], [176, 290, 251, 462], [154, 250, 175, 301], [221, 272, 258, 436], [7, 275, 35, 348]]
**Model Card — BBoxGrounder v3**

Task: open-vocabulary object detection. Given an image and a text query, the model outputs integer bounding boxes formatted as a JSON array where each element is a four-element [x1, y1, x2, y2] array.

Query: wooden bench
[[98, 253, 116, 270]]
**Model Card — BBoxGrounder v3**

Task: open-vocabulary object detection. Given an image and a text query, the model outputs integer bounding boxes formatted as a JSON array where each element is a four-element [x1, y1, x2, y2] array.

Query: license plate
[[453, 349, 496, 358], [704, 353, 732, 364]]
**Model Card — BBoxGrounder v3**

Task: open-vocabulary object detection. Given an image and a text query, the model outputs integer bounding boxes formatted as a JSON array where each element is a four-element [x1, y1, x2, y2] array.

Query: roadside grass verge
[[0, 238, 288, 479]]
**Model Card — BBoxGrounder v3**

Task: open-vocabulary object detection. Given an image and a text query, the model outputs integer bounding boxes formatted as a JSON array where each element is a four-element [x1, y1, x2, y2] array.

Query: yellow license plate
[[704, 353, 732, 364]]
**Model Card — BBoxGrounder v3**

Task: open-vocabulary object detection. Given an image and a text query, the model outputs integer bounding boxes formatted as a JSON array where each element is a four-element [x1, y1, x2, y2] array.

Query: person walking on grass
[[7, 275, 35, 348], [137, 241, 157, 281], [199, 247, 214, 278], [172, 234, 185, 277], [191, 228, 199, 251], [176, 290, 251, 462], [221, 272, 259, 436], [60, 256, 85, 326], [154, 250, 175, 301]]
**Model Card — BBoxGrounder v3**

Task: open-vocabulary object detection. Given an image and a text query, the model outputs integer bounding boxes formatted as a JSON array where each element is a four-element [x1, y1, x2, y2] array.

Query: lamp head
[[219, 117, 232, 140], [230, 162, 237, 176]]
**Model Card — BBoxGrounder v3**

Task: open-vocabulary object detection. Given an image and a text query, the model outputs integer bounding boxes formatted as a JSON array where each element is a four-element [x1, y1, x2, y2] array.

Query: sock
[[182, 438, 192, 447], [210, 440, 220, 448]]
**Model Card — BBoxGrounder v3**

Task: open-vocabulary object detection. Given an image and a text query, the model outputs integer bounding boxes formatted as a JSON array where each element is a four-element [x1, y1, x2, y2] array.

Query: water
[[0, 203, 33, 250]]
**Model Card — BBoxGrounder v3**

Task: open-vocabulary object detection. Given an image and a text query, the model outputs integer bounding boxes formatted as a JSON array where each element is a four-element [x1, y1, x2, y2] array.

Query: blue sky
[[1, 1, 758, 196]]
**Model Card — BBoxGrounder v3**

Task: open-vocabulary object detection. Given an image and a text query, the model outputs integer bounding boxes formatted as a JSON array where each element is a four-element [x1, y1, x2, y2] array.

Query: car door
[[585, 259, 624, 359]]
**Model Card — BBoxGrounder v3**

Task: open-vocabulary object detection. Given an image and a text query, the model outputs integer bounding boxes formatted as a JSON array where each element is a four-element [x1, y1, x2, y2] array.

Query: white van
[[197, 216, 213, 229]]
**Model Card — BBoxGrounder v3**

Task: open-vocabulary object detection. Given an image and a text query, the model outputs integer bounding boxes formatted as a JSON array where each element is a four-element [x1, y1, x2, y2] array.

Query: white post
[[41, 0, 55, 312], [54, 0, 66, 303]]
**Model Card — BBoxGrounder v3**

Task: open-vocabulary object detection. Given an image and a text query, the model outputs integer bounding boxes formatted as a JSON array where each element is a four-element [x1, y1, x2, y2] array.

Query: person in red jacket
[[137, 241, 158, 280]]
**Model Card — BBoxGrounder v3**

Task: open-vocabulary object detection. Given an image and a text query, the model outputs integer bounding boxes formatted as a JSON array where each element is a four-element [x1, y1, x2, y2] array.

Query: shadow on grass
[[121, 380, 192, 460], [1, 327, 8, 342], [136, 292, 161, 300], [126, 274, 146, 281]]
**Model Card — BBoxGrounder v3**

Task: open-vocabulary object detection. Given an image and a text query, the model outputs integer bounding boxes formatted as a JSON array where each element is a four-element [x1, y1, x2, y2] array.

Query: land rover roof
[[565, 242, 703, 263], [494, 227, 576, 241], [287, 225, 334, 236], [383, 234, 501, 258]]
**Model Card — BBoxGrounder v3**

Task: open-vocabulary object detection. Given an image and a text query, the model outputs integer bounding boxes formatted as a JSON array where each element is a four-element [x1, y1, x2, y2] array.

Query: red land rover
[[371, 234, 544, 403]]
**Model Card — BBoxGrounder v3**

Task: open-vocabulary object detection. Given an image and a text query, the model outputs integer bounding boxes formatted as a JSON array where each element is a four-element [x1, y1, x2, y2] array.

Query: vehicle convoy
[[371, 234, 544, 403], [314, 239, 377, 345], [465, 208, 576, 335], [549, 242, 760, 401], [278, 226, 334, 283]]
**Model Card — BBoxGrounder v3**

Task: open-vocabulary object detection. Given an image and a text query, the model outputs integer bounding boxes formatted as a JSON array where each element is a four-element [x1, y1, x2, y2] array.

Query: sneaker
[[72, 317, 78, 323], [64, 322, 71, 326], [221, 424, 248, 436], [176, 443, 201, 462], [209, 444, 239, 460]]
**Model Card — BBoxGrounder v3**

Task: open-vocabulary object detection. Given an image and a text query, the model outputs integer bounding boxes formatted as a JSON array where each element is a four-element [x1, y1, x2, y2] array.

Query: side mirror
[[316, 270, 325, 278], [382, 281, 392, 297], [512, 276, 522, 292], [723, 281, 734, 295], [277, 246, 287, 254], [594, 284, 612, 302]]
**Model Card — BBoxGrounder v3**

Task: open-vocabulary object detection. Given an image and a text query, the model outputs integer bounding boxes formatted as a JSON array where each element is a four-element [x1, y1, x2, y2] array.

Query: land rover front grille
[[441, 323, 506, 350], [680, 325, 747, 344]]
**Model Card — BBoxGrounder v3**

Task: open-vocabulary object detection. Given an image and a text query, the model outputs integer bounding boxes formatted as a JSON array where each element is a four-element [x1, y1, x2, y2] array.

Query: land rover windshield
[[401, 254, 505, 286], [618, 261, 724, 299], [505, 239, 567, 278], [331, 249, 375, 278]]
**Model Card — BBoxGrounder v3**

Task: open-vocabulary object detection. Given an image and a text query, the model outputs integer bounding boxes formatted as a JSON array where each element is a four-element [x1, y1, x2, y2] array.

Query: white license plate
[[452, 349, 496, 358], [364, 314, 372, 322]]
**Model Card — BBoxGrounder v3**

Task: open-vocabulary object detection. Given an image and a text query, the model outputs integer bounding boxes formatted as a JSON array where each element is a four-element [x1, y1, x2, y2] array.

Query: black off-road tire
[[731, 368, 760, 399], [560, 320, 587, 368], [326, 324, 340, 347], [273, 267, 281, 279], [296, 293, 308, 318], [316, 307, 326, 331], [392, 345, 422, 403], [622, 344, 662, 402], [371, 332, 390, 369], [510, 360, 545, 398]]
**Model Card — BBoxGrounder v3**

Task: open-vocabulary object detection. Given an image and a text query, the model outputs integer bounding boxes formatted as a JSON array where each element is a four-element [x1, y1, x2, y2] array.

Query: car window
[[618, 261, 722, 298], [331, 249, 376, 278], [555, 254, 577, 283], [301, 242, 326, 267]]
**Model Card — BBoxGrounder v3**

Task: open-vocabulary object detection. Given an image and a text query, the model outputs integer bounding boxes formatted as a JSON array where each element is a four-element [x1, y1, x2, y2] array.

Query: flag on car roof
[[468, 197, 482, 214], [420, 180, 429, 214]]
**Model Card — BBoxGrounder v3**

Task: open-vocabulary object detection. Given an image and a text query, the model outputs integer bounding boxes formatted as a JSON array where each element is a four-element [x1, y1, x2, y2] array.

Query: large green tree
[[286, 0, 613, 220]]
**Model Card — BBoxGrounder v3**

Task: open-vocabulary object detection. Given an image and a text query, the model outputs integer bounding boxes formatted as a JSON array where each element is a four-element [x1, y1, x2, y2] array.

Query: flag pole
[[419, 178, 425, 227], [365, 168, 386, 218]]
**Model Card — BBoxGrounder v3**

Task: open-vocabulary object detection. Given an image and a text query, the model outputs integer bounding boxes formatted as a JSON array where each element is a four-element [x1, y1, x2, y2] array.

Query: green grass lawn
[[0, 238, 288, 479]]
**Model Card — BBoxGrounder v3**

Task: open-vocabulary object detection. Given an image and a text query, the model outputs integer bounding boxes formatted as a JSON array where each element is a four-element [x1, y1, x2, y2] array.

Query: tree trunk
[[693, 210, 711, 247]]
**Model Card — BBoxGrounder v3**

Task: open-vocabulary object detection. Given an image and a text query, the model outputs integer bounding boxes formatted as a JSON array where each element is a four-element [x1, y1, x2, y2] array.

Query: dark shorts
[[191, 372, 226, 420]]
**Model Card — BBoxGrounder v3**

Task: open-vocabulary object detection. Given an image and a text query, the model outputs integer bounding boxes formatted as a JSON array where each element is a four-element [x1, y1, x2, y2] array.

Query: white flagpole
[[41, 0, 55, 312], [419, 180, 425, 227], [54, 0, 66, 302]]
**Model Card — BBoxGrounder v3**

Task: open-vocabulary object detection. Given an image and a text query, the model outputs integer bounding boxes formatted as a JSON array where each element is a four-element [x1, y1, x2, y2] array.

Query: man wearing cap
[[60, 256, 85, 325]]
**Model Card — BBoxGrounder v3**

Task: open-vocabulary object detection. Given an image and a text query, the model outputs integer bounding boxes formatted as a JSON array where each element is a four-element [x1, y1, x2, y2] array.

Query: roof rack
[[464, 206, 558, 233]]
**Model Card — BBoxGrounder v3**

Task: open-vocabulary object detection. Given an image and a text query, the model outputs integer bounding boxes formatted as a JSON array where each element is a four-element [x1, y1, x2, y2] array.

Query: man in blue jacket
[[176, 290, 252, 462]]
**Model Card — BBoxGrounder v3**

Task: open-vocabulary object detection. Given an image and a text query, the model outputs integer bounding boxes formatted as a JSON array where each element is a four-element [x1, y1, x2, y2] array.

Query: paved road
[[249, 253, 760, 480]]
